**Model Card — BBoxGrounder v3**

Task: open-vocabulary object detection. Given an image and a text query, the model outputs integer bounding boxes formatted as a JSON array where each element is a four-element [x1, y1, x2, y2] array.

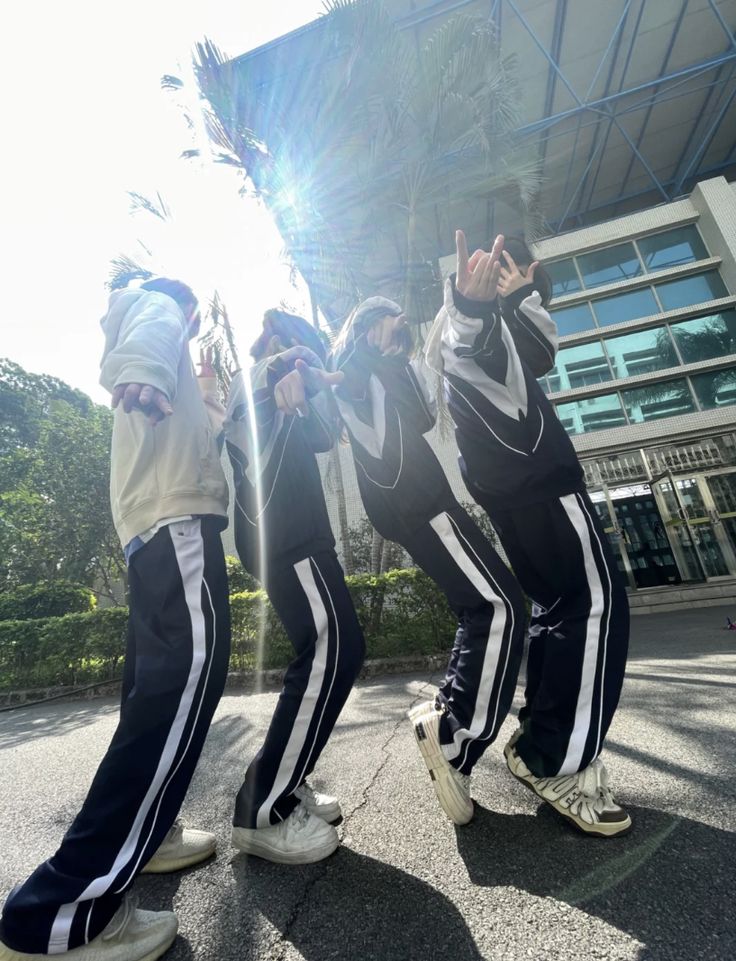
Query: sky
[[0, 1, 326, 403]]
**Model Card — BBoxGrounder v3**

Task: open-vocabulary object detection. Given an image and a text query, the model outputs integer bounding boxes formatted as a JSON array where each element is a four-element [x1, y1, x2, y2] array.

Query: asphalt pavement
[[1, 605, 735, 961]]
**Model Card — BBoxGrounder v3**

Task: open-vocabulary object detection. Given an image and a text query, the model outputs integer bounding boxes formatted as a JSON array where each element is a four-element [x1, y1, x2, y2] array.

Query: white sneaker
[[231, 803, 339, 864], [293, 781, 342, 823], [504, 737, 632, 837], [141, 819, 216, 874], [0, 894, 177, 961], [410, 704, 474, 826]]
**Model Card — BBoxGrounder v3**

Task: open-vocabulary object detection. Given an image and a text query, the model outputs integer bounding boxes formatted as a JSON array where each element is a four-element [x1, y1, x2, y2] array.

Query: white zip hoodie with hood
[[100, 287, 228, 548]]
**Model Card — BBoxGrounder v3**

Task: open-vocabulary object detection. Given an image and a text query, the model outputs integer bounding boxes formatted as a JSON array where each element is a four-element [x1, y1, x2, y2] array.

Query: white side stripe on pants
[[255, 557, 334, 829], [428, 513, 511, 766], [558, 494, 611, 776], [48, 521, 211, 954]]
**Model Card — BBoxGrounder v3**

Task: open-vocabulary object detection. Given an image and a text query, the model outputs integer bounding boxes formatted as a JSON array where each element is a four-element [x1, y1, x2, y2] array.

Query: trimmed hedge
[[0, 568, 459, 692], [0, 582, 96, 622]]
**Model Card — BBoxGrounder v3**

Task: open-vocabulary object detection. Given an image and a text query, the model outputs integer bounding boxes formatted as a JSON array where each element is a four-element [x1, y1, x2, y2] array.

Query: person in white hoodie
[[0, 279, 231, 961]]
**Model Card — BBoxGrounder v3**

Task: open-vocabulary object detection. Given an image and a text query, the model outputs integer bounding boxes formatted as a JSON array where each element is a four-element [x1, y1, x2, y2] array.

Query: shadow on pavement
[[0, 699, 119, 749], [455, 803, 735, 961], [231, 846, 483, 961]]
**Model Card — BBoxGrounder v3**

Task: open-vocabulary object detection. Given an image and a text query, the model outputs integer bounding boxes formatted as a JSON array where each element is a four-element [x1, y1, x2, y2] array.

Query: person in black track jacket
[[331, 297, 526, 827], [219, 309, 366, 864], [424, 230, 631, 838]]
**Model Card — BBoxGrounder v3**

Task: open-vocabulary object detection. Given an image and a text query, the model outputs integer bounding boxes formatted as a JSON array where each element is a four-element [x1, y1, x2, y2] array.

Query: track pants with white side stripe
[[0, 517, 231, 954], [233, 550, 365, 829], [402, 508, 526, 776], [481, 490, 630, 778]]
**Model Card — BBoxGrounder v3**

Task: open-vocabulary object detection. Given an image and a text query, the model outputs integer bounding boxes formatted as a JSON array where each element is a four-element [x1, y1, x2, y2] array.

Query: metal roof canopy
[[231, 0, 736, 241]]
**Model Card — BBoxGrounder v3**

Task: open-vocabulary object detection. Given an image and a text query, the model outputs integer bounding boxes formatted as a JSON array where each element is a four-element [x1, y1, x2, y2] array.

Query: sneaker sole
[[503, 745, 632, 839], [0, 931, 177, 961], [231, 828, 339, 865], [141, 842, 217, 874], [410, 713, 474, 826]]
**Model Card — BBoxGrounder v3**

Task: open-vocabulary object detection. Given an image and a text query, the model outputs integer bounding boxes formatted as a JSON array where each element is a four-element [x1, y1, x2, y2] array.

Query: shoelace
[[286, 804, 311, 832], [102, 893, 137, 942], [296, 782, 316, 804], [531, 759, 615, 821]]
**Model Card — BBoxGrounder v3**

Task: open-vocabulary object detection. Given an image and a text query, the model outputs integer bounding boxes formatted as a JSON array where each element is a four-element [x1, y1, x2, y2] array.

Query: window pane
[[691, 367, 736, 410], [555, 394, 627, 434], [669, 309, 736, 363], [655, 270, 728, 311], [604, 327, 678, 378], [577, 242, 642, 289], [593, 287, 659, 327], [622, 379, 696, 423], [547, 258, 581, 297], [552, 341, 612, 389], [550, 302, 595, 335], [637, 225, 708, 273]]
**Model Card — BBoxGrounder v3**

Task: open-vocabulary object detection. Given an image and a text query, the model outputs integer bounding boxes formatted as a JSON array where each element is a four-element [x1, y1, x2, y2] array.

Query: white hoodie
[[100, 288, 228, 547]]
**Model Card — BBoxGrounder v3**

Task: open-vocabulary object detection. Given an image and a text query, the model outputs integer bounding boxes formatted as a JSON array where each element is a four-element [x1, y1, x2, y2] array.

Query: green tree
[[0, 360, 124, 598]]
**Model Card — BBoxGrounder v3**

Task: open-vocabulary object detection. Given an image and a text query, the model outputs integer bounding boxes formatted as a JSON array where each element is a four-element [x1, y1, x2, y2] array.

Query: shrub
[[0, 581, 96, 622], [0, 607, 127, 690], [225, 556, 260, 594], [0, 567, 488, 692]]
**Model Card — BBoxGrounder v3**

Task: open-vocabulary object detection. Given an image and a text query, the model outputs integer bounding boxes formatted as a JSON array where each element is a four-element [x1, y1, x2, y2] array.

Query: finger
[[498, 267, 511, 281], [111, 384, 125, 409], [274, 383, 288, 413], [456, 229, 469, 281], [122, 383, 141, 413], [322, 370, 344, 385], [366, 327, 376, 348], [528, 262, 539, 282], [138, 385, 154, 408], [147, 409, 165, 427], [289, 378, 308, 417], [501, 250, 517, 271], [154, 392, 173, 416], [490, 234, 505, 264], [488, 260, 501, 298], [379, 321, 395, 353], [468, 249, 485, 272]]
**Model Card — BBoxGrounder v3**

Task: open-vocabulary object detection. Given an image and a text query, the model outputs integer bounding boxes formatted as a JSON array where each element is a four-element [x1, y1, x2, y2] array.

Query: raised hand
[[197, 346, 216, 378], [366, 313, 408, 355], [274, 361, 344, 417], [111, 383, 173, 426], [497, 250, 539, 299], [455, 229, 505, 302]]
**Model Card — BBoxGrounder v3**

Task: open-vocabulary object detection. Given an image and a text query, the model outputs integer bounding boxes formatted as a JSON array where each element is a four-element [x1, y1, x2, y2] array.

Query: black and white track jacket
[[331, 316, 457, 544], [429, 276, 584, 508], [224, 350, 337, 576]]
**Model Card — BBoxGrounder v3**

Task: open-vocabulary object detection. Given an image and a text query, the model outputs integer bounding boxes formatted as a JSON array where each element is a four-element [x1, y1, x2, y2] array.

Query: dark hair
[[503, 236, 552, 307], [251, 309, 327, 363], [140, 277, 199, 313]]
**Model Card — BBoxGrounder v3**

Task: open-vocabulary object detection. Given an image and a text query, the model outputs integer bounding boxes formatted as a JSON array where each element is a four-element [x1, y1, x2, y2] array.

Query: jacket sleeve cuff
[[500, 283, 538, 311], [450, 273, 497, 321]]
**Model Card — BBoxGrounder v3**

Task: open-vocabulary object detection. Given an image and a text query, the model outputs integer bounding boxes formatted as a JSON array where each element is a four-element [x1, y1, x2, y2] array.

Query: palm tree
[[185, 0, 542, 570]]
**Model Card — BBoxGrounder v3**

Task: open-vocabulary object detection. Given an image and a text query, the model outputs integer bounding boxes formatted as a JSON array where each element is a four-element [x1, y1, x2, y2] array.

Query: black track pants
[[0, 517, 230, 953], [403, 508, 526, 775], [233, 550, 365, 829], [482, 490, 630, 778]]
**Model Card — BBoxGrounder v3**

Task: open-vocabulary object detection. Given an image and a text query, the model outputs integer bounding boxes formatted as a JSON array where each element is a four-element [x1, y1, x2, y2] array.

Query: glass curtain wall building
[[530, 177, 736, 590]]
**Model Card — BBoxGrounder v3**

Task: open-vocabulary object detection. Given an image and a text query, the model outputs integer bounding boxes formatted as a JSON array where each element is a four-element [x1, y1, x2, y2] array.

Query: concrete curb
[[0, 654, 448, 708]]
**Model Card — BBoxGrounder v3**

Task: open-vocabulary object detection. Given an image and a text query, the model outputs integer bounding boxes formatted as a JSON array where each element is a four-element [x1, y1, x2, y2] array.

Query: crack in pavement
[[266, 674, 441, 960]]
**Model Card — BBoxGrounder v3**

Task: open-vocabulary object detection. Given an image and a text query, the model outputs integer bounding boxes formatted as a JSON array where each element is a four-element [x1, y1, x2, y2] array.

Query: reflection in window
[[577, 242, 642, 289], [669, 310, 736, 363], [593, 287, 659, 326], [691, 366, 736, 409], [622, 379, 696, 423], [547, 258, 581, 297], [555, 394, 627, 434], [655, 270, 728, 311], [637, 225, 708, 272], [553, 342, 612, 389], [604, 327, 677, 377], [550, 302, 595, 335]]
